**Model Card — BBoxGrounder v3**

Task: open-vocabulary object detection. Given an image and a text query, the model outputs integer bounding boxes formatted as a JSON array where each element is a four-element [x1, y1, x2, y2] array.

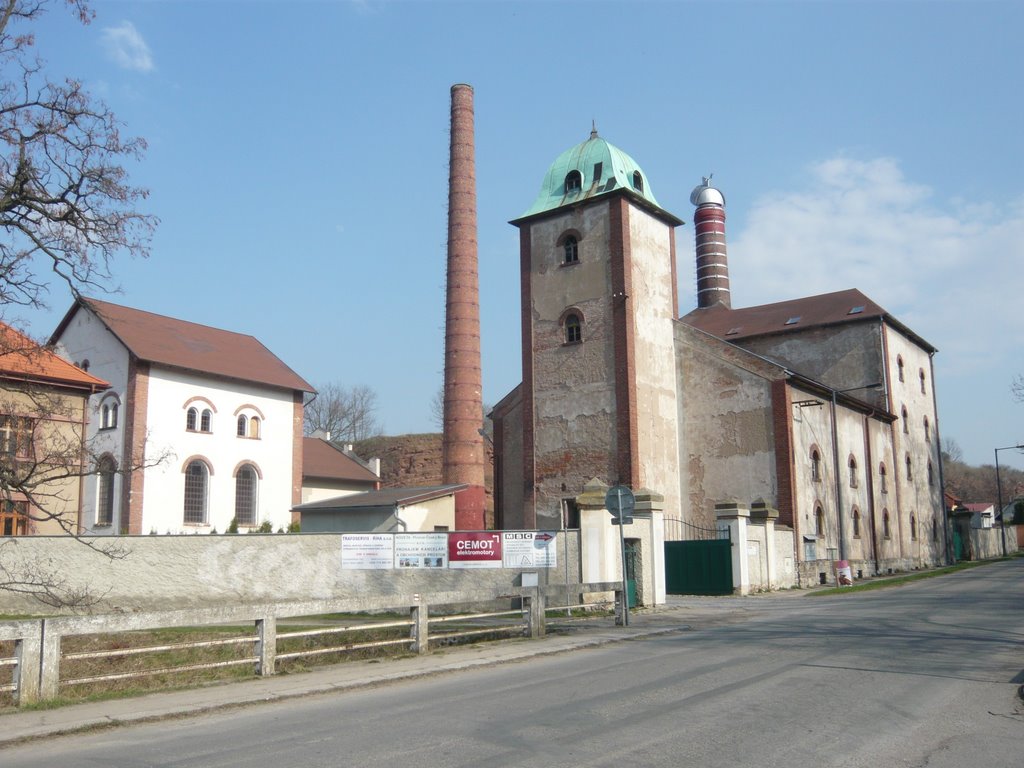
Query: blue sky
[[13, 0, 1024, 471]]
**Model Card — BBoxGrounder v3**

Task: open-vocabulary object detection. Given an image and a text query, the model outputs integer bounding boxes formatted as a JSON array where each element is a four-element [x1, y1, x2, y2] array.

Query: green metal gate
[[664, 523, 733, 595]]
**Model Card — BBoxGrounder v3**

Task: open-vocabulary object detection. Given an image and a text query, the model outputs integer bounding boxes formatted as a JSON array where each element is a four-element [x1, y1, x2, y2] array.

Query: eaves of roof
[[51, 298, 314, 394]]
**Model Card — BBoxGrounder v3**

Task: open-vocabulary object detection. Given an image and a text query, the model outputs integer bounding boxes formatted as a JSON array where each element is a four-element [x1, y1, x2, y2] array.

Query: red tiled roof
[[1, 322, 109, 391], [303, 438, 380, 483], [682, 288, 935, 352], [53, 298, 313, 393]]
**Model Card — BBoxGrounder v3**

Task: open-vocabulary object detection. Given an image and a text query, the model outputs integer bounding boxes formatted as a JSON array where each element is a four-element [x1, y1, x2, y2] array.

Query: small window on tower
[[565, 313, 582, 344], [632, 171, 644, 192], [593, 162, 603, 183], [563, 236, 579, 264], [564, 170, 582, 193]]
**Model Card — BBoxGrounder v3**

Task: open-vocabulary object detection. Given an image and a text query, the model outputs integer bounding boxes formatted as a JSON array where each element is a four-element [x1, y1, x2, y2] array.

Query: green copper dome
[[517, 129, 663, 220]]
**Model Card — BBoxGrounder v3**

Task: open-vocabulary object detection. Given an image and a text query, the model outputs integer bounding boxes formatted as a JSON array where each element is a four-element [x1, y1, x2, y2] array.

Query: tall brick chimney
[[690, 177, 731, 309], [443, 83, 486, 529]]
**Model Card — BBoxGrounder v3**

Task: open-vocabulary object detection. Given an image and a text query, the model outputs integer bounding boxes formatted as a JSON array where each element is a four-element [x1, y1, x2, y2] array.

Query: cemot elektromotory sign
[[448, 532, 503, 569]]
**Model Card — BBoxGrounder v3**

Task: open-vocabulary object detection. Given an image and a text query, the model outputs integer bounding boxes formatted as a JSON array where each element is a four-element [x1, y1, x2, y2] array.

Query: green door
[[624, 539, 640, 608], [664, 539, 733, 595]]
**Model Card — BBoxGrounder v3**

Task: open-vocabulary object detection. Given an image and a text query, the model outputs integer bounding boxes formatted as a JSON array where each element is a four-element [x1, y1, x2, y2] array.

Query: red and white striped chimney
[[442, 83, 486, 530], [690, 177, 731, 309]]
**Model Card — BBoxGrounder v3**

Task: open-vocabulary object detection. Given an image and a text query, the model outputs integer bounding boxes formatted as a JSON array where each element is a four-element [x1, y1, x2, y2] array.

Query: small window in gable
[[927, 460, 934, 486], [565, 170, 582, 193], [848, 455, 858, 488], [919, 369, 926, 394], [923, 416, 930, 442], [563, 235, 579, 264], [186, 407, 198, 431], [565, 312, 582, 344], [631, 171, 643, 192], [897, 356, 905, 382]]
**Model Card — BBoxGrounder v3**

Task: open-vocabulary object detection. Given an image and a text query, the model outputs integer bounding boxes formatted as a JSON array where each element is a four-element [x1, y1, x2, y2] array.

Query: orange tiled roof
[[0, 322, 109, 391]]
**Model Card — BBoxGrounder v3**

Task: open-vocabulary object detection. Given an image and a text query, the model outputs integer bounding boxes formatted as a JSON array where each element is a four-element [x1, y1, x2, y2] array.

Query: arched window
[[927, 460, 934, 486], [905, 453, 913, 481], [96, 455, 117, 526], [186, 407, 198, 431], [901, 406, 909, 433], [932, 515, 939, 542], [923, 416, 930, 441], [919, 369, 926, 394], [814, 505, 824, 536], [848, 455, 858, 488], [234, 464, 258, 527], [852, 508, 861, 538], [565, 312, 582, 344], [200, 409, 213, 433], [910, 513, 917, 540], [183, 460, 209, 525], [882, 510, 891, 539], [564, 170, 582, 193], [879, 463, 888, 493], [563, 235, 579, 264], [237, 415, 247, 437], [897, 356, 905, 382], [810, 448, 822, 482], [631, 171, 644, 192], [248, 416, 261, 439]]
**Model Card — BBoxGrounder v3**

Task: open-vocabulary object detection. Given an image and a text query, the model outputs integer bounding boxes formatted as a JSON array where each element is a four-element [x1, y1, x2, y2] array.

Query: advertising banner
[[395, 532, 448, 568], [448, 532, 503, 569], [340, 533, 394, 569], [502, 531, 558, 568]]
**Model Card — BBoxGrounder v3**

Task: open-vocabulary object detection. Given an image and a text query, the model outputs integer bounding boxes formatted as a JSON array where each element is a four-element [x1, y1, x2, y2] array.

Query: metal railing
[[0, 582, 624, 707]]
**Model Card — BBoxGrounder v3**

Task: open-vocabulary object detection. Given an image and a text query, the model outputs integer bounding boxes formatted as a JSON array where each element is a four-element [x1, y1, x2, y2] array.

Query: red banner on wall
[[448, 532, 503, 569]]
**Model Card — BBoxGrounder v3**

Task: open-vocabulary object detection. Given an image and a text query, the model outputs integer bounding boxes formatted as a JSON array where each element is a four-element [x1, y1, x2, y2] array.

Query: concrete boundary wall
[[0, 532, 583, 615]]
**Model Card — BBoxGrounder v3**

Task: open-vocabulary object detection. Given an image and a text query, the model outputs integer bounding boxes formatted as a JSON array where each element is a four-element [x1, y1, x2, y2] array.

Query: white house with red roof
[[50, 298, 314, 535]]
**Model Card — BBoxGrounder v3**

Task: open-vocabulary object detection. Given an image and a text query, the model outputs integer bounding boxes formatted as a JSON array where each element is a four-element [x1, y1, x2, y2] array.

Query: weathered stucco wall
[[676, 325, 779, 530], [0, 532, 584, 615]]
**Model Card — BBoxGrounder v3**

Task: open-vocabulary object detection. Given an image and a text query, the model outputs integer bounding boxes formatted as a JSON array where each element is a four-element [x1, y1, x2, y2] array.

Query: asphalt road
[[4, 560, 1022, 767]]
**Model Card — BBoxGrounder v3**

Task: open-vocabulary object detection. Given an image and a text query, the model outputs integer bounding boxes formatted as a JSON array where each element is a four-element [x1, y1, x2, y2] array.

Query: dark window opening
[[565, 170, 582, 193]]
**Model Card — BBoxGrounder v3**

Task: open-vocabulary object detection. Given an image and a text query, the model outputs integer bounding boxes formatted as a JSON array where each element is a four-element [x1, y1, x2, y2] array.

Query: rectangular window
[[1, 500, 29, 536], [0, 415, 33, 459]]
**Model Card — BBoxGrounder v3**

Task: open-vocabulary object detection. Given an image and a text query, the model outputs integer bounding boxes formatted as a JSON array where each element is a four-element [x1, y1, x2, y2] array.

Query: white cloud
[[730, 156, 1024, 368], [724, 156, 1024, 464], [100, 21, 154, 73]]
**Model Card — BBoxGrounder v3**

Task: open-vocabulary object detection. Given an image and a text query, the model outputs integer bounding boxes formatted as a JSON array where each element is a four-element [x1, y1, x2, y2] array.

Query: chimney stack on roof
[[690, 176, 731, 309], [442, 84, 486, 530]]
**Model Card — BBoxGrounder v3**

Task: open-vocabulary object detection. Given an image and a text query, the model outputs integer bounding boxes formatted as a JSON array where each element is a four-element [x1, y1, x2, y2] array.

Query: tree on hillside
[[0, 1, 156, 607], [304, 382, 381, 442]]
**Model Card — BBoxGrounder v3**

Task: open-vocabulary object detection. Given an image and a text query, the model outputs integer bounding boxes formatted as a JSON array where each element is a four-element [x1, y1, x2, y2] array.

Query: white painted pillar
[[715, 502, 751, 595], [751, 501, 780, 592]]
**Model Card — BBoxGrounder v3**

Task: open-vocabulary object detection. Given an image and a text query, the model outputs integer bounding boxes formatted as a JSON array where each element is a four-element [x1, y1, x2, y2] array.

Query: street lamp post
[[994, 444, 1023, 557]]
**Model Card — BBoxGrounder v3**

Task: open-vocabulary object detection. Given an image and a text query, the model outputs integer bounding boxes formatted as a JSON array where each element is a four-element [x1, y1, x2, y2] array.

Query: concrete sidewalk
[[0, 597, 761, 748]]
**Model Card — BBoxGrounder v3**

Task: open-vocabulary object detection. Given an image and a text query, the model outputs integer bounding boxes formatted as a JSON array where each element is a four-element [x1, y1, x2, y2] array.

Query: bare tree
[[0, 1, 155, 311], [941, 437, 964, 464], [0, 1, 156, 608], [1013, 374, 1024, 403], [304, 383, 382, 442]]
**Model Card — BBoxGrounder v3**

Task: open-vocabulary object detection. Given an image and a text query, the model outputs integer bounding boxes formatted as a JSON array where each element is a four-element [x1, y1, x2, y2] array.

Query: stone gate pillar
[[715, 501, 750, 595]]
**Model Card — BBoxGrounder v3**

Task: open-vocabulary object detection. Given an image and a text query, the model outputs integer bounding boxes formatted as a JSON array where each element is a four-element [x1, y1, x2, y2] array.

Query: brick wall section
[[771, 378, 796, 528], [292, 392, 303, 510], [519, 226, 536, 528], [609, 197, 639, 488], [123, 358, 149, 534]]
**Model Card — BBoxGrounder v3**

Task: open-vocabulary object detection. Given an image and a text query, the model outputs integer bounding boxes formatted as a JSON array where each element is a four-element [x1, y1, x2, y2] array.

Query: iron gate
[[664, 522, 733, 595]]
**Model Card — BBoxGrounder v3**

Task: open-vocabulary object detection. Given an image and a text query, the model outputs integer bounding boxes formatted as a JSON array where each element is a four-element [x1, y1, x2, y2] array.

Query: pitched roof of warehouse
[[51, 298, 314, 393], [303, 438, 380, 483], [294, 485, 466, 512], [682, 288, 936, 352]]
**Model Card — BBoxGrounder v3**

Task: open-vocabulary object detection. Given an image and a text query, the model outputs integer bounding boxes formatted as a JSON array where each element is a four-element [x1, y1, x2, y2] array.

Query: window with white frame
[[183, 460, 209, 525], [234, 464, 258, 527]]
